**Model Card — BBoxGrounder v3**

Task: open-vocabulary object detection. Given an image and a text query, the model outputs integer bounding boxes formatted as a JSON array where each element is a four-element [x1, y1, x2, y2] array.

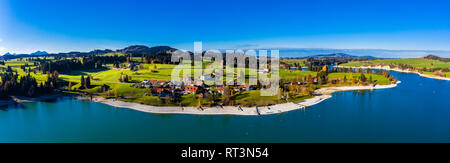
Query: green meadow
[[327, 73, 392, 85], [341, 58, 450, 69], [280, 59, 306, 67]]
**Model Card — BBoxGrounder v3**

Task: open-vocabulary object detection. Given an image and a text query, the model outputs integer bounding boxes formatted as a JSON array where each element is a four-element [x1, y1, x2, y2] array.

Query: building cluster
[[133, 75, 254, 97]]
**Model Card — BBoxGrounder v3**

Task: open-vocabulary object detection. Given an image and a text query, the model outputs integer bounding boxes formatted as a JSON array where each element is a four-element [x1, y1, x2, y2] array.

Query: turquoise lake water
[[0, 71, 449, 142]]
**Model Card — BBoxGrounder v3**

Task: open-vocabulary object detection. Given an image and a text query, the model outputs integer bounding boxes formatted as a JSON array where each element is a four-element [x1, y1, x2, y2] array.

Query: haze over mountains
[[301, 53, 376, 59]]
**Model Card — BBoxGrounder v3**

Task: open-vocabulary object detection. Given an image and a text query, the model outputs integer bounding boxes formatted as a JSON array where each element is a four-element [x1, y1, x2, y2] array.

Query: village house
[[194, 81, 204, 86], [185, 86, 199, 94], [182, 76, 192, 83], [152, 87, 171, 97], [216, 87, 224, 94], [257, 68, 270, 74], [238, 83, 252, 91], [158, 80, 166, 86], [134, 80, 152, 88], [169, 80, 184, 90], [296, 81, 305, 85], [233, 86, 240, 92], [150, 80, 159, 86], [142, 80, 152, 88]]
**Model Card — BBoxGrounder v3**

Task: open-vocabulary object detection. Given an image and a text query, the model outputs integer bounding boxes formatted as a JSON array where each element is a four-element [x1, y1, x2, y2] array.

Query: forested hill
[[1, 45, 178, 60], [118, 45, 177, 56], [424, 55, 450, 62]]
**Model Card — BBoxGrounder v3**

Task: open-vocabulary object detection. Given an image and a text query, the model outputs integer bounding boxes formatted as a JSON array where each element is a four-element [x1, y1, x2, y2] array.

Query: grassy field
[[120, 94, 214, 107], [0, 58, 48, 83], [280, 69, 316, 80], [341, 58, 450, 69], [327, 73, 392, 85], [280, 59, 306, 67], [233, 90, 279, 106], [232, 90, 312, 107]]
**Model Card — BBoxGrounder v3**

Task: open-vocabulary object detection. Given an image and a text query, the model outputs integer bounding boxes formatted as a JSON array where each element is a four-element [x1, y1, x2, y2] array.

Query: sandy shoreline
[[82, 81, 399, 116], [337, 65, 450, 81]]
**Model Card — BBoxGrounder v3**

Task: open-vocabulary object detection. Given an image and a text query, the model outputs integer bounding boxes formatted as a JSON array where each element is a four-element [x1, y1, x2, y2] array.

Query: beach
[[85, 81, 400, 116], [337, 65, 450, 81]]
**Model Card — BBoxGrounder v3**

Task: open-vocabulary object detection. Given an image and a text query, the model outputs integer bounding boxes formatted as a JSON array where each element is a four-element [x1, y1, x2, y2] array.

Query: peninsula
[[0, 47, 401, 116]]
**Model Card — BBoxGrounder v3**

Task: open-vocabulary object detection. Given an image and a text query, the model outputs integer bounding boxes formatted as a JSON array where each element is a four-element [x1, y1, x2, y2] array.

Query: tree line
[[38, 55, 127, 73], [0, 72, 58, 99]]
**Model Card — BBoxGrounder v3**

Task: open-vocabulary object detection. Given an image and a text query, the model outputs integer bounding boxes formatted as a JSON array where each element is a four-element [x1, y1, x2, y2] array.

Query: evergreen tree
[[360, 73, 367, 83], [80, 75, 85, 89], [85, 75, 91, 88], [68, 81, 72, 91]]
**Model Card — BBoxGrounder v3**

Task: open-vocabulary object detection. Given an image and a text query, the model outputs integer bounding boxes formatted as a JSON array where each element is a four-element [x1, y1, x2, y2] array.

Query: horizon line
[[3, 45, 450, 55]]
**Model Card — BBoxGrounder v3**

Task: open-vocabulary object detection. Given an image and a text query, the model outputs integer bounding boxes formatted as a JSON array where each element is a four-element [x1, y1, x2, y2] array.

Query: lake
[[0, 71, 449, 142]]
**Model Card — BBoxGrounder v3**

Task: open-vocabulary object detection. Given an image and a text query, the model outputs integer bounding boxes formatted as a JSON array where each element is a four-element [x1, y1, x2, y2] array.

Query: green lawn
[[327, 73, 392, 85], [118, 94, 214, 107], [233, 90, 314, 106], [102, 52, 125, 56], [341, 58, 449, 79], [341, 58, 450, 69], [280, 69, 316, 80], [233, 90, 279, 106], [280, 59, 306, 67], [93, 64, 176, 82]]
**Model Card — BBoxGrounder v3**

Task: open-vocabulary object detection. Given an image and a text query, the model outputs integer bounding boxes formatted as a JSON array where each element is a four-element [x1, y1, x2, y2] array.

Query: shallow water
[[0, 71, 449, 142]]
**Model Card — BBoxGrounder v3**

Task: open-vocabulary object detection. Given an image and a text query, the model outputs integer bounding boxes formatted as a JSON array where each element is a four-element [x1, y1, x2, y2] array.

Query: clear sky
[[0, 0, 450, 55]]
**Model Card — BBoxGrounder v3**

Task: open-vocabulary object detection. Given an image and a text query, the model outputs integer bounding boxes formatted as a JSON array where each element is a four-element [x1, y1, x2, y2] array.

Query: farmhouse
[[185, 86, 199, 94]]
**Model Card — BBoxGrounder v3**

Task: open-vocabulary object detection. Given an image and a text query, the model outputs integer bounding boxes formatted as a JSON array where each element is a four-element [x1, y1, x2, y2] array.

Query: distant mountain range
[[3, 51, 48, 56], [3, 46, 447, 61], [304, 53, 377, 59], [30, 51, 49, 55], [277, 48, 450, 58]]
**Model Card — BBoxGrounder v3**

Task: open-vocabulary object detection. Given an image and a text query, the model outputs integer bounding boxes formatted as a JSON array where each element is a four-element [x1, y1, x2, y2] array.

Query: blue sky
[[0, 0, 450, 56]]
